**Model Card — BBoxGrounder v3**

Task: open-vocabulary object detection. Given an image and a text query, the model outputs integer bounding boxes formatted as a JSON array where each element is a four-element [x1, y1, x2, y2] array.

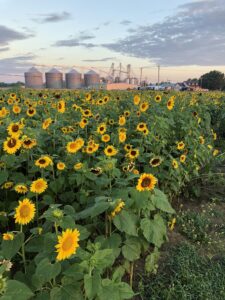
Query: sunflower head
[[30, 178, 48, 194], [14, 198, 36, 225], [150, 157, 162, 167], [104, 145, 118, 157], [136, 173, 157, 192], [55, 228, 80, 261]]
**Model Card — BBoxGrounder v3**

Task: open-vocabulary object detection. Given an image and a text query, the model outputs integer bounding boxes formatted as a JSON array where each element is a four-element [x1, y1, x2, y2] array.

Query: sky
[[0, 0, 225, 82]]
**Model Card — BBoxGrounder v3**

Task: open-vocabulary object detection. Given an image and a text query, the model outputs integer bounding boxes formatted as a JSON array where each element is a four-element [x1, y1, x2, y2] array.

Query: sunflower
[[213, 149, 219, 156], [85, 93, 91, 101], [103, 95, 109, 103], [3, 137, 21, 154], [124, 110, 130, 117], [180, 154, 186, 163], [82, 109, 92, 117], [172, 159, 179, 169], [55, 228, 80, 261], [42, 118, 52, 130], [101, 134, 110, 143], [86, 143, 99, 154], [136, 173, 157, 192], [104, 145, 118, 157], [167, 98, 175, 110], [22, 137, 37, 149], [74, 162, 83, 170], [155, 95, 162, 103], [150, 157, 162, 167], [199, 136, 205, 145], [3, 232, 14, 241], [12, 105, 21, 114], [118, 116, 126, 126], [133, 95, 140, 105], [137, 122, 147, 132], [7, 123, 22, 138], [14, 184, 28, 194], [2, 181, 13, 189], [14, 198, 36, 225], [30, 178, 48, 194], [66, 138, 84, 154], [57, 162, 66, 170], [119, 132, 126, 143], [110, 200, 125, 218], [26, 107, 36, 117], [97, 123, 107, 135], [57, 100, 66, 113], [124, 144, 132, 152], [127, 148, 139, 160], [35, 156, 53, 169], [177, 141, 185, 150], [140, 101, 149, 112]]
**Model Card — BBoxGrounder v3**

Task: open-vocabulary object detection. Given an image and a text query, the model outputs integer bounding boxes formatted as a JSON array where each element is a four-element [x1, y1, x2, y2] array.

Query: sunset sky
[[0, 0, 225, 82]]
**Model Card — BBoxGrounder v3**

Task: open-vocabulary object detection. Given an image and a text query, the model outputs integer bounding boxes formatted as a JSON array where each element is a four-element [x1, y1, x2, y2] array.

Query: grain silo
[[65, 69, 82, 89], [84, 70, 100, 87], [45, 68, 63, 89], [24, 67, 43, 89]]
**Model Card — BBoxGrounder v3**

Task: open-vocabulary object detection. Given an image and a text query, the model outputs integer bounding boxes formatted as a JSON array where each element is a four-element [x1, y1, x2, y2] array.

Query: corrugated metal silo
[[24, 67, 43, 89], [65, 69, 82, 89], [84, 70, 100, 87], [45, 68, 63, 89]]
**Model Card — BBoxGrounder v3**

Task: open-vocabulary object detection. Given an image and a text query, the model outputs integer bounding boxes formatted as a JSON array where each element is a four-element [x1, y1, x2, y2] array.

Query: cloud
[[103, 21, 111, 26], [0, 54, 37, 74], [0, 46, 10, 52], [54, 32, 96, 48], [103, 0, 225, 66], [82, 57, 117, 62], [0, 25, 32, 46], [120, 20, 132, 26], [33, 11, 71, 23]]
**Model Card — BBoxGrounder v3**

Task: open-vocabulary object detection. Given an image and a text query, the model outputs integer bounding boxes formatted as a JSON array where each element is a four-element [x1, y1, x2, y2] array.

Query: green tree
[[199, 70, 225, 90]]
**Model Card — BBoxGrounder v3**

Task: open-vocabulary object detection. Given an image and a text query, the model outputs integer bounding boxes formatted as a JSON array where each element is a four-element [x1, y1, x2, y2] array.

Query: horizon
[[1, 0, 225, 83]]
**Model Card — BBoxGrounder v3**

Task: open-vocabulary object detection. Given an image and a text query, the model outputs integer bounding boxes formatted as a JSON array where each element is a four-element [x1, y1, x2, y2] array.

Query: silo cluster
[[24, 67, 43, 89], [24, 67, 100, 89]]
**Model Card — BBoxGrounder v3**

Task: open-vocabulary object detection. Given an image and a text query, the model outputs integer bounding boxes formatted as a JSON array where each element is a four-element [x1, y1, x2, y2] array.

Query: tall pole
[[140, 67, 143, 85], [119, 63, 122, 82], [157, 64, 160, 86]]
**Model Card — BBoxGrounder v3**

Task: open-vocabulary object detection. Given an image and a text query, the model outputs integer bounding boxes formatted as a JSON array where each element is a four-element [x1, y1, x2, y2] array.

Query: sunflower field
[[0, 89, 223, 299]]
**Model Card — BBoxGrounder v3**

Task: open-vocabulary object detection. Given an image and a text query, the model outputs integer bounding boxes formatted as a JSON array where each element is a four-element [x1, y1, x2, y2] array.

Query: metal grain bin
[[84, 70, 100, 87], [65, 69, 82, 89], [24, 67, 43, 89], [45, 68, 63, 89]]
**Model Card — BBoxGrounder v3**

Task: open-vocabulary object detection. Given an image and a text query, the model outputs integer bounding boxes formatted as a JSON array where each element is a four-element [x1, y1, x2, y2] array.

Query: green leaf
[[90, 249, 115, 270], [75, 202, 110, 220], [140, 214, 167, 247], [0, 170, 8, 185], [113, 210, 138, 236], [1, 280, 33, 300], [2, 232, 24, 259], [151, 189, 175, 213], [84, 271, 101, 300], [33, 258, 61, 287], [122, 237, 141, 261], [50, 284, 84, 300], [145, 248, 160, 273], [98, 279, 134, 300]]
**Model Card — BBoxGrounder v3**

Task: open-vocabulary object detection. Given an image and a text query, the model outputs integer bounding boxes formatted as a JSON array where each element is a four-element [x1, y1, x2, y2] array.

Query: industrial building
[[24, 67, 43, 89]]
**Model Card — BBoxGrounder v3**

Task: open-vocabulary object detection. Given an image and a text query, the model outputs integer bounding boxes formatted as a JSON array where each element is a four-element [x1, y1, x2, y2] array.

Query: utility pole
[[119, 63, 122, 82], [157, 64, 160, 86], [140, 67, 143, 85]]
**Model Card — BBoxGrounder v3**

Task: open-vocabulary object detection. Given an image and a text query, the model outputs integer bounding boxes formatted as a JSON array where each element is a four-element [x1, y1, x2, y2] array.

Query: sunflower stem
[[54, 222, 58, 235], [105, 212, 108, 237], [129, 262, 134, 288], [36, 194, 39, 225], [20, 225, 27, 274]]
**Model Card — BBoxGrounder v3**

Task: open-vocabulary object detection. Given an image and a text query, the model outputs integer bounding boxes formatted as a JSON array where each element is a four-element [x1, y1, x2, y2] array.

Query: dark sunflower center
[[141, 177, 151, 188], [12, 124, 19, 132], [24, 140, 32, 145], [107, 148, 112, 153], [39, 159, 46, 164], [152, 159, 160, 165], [7, 138, 17, 148], [130, 150, 136, 156]]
